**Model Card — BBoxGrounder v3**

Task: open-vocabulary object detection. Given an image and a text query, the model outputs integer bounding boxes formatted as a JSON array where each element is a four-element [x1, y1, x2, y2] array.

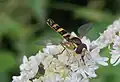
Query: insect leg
[[54, 42, 71, 56], [80, 48, 87, 65], [52, 42, 66, 59], [55, 43, 66, 55], [60, 42, 73, 56]]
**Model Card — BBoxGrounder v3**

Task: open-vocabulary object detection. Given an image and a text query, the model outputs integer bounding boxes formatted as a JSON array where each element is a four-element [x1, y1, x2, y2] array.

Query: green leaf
[[0, 72, 9, 82], [0, 14, 28, 38], [28, 0, 49, 22], [0, 51, 16, 72], [74, 8, 115, 22]]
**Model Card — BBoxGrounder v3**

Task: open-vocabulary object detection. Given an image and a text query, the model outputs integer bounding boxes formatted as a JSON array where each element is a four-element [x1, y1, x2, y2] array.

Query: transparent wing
[[77, 23, 93, 38], [34, 37, 63, 46]]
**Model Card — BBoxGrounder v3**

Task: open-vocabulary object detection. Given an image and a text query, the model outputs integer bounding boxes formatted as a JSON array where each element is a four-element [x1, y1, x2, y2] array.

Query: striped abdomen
[[47, 18, 71, 41], [46, 18, 87, 54]]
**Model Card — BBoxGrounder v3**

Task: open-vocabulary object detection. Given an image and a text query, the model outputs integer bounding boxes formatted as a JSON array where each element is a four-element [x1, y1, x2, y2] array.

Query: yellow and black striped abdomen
[[46, 18, 87, 54], [47, 18, 71, 41]]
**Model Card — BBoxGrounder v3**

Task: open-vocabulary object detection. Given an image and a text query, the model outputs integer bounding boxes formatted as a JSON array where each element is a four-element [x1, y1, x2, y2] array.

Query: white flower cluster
[[92, 19, 120, 66], [12, 18, 120, 82]]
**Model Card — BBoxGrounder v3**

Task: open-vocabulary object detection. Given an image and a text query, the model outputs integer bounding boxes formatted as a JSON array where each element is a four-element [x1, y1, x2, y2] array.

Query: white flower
[[33, 79, 41, 82], [19, 56, 39, 79], [64, 71, 90, 82], [35, 51, 45, 64], [110, 49, 120, 66], [90, 48, 108, 66], [112, 19, 120, 32], [12, 76, 23, 82], [43, 44, 64, 55], [42, 55, 53, 69], [65, 72, 83, 82], [110, 35, 120, 66], [12, 18, 120, 82], [82, 37, 109, 66], [12, 51, 45, 82], [95, 27, 116, 48], [112, 35, 120, 49], [12, 35, 106, 82], [92, 19, 120, 49], [42, 74, 63, 82], [12, 35, 107, 82], [12, 74, 30, 82], [32, 77, 43, 82]]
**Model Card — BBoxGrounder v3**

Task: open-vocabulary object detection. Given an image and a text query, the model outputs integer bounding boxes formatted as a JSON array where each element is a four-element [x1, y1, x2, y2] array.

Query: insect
[[46, 18, 93, 54]]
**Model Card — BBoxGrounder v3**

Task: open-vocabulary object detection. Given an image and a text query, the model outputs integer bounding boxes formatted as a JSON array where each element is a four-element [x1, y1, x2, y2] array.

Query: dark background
[[0, 0, 120, 82]]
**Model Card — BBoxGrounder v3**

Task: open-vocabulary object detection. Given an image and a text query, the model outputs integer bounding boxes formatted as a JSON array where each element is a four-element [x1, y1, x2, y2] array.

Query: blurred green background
[[0, 0, 120, 82]]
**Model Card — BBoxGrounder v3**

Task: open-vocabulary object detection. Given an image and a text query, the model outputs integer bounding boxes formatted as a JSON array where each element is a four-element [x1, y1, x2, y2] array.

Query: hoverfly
[[30, 19, 93, 81], [46, 18, 93, 54]]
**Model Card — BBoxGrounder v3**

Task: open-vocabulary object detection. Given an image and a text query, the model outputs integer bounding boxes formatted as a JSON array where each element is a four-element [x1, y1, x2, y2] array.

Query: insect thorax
[[63, 42, 76, 50], [68, 37, 82, 45], [66, 37, 87, 54]]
